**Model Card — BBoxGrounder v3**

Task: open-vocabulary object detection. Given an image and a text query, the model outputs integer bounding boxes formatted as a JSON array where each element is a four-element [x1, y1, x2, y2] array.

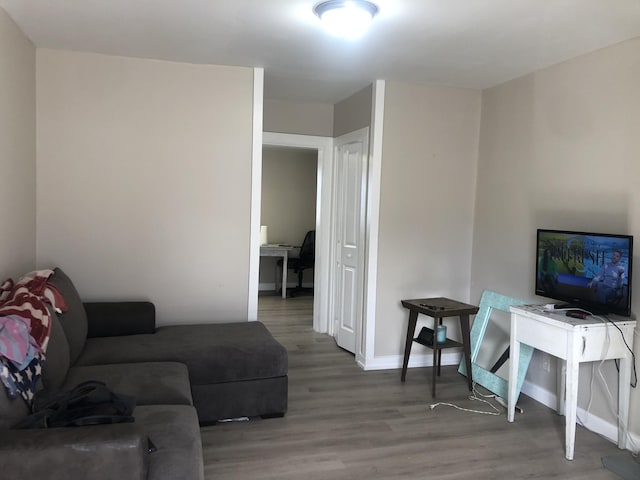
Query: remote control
[[565, 311, 587, 319], [419, 304, 445, 310]]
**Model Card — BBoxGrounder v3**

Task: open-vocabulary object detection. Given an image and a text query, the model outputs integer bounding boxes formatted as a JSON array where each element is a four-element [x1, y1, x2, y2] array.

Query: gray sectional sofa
[[0, 268, 288, 480]]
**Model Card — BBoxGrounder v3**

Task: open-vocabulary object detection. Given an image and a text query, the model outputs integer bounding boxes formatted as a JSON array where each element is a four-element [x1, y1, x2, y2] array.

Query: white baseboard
[[520, 380, 639, 452], [360, 351, 463, 371], [519, 380, 556, 409]]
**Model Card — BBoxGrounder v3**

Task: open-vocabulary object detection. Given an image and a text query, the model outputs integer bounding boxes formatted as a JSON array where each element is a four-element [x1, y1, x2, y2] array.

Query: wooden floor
[[201, 295, 627, 479]]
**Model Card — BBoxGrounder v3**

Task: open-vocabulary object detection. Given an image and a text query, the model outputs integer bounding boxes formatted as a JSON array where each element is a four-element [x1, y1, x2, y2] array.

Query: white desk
[[260, 245, 294, 299], [508, 305, 636, 460]]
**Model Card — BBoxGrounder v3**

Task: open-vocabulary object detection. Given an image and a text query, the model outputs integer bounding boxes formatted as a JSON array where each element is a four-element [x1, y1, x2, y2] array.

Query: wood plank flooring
[[200, 295, 628, 479]]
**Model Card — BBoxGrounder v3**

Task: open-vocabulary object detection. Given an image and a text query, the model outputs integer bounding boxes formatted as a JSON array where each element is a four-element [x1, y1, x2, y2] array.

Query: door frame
[[251, 131, 333, 333], [248, 68, 264, 323], [248, 71, 385, 368], [358, 79, 385, 368]]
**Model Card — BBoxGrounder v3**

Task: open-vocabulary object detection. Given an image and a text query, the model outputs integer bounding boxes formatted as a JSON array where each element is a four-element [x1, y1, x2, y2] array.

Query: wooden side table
[[400, 297, 479, 397]]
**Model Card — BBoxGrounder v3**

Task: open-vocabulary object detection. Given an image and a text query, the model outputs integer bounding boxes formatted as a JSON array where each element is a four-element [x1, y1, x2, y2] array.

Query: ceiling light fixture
[[313, 0, 379, 39]]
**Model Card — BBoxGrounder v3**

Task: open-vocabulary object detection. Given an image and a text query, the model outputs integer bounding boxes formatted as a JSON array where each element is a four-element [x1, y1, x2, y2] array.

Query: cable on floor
[[429, 382, 504, 416]]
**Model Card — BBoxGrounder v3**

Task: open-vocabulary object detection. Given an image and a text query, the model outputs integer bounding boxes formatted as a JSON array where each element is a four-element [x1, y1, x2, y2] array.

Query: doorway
[[249, 72, 385, 369], [259, 146, 317, 296], [259, 133, 333, 333]]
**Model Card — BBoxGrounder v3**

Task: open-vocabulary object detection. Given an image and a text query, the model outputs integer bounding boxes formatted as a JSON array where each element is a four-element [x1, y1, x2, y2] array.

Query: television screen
[[535, 229, 633, 317]]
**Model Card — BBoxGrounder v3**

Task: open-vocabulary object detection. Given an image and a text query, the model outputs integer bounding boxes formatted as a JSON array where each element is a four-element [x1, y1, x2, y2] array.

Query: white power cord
[[429, 383, 511, 416]]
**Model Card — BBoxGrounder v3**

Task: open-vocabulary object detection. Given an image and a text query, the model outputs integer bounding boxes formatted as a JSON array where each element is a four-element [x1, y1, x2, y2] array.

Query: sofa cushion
[[48, 268, 87, 364], [63, 362, 193, 406], [134, 405, 204, 480], [0, 391, 29, 430], [0, 422, 149, 480], [84, 302, 156, 338], [76, 321, 288, 385], [41, 308, 71, 391]]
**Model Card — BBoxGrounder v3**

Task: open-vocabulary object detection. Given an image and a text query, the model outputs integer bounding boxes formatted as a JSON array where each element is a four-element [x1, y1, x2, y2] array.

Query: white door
[[332, 128, 369, 353]]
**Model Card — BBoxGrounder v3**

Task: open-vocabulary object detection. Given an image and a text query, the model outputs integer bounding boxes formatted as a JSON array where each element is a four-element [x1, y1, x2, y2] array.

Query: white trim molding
[[362, 351, 463, 371], [359, 79, 385, 369], [519, 380, 638, 452], [248, 68, 264, 322]]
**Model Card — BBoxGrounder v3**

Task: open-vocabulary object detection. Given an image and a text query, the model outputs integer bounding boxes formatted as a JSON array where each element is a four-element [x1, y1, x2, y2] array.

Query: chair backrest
[[299, 230, 315, 266]]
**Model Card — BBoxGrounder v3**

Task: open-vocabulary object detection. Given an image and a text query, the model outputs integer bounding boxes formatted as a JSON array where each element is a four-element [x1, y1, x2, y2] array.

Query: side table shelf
[[413, 326, 462, 381], [400, 297, 478, 397], [413, 326, 462, 350]]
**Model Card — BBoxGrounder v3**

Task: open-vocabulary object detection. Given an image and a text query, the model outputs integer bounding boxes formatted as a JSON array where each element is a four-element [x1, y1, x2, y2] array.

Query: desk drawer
[[580, 324, 634, 361], [514, 316, 569, 359]]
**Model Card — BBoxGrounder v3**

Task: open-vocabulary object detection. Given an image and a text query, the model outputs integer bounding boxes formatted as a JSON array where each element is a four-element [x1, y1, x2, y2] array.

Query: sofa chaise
[[0, 268, 288, 480]]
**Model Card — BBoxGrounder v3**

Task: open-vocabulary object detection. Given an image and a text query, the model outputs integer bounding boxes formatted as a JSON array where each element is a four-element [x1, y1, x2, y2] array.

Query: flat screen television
[[535, 229, 633, 317]]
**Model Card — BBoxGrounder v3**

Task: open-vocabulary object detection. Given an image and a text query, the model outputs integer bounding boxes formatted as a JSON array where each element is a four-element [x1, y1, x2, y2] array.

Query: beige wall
[[333, 84, 372, 137], [259, 146, 317, 287], [36, 49, 254, 325], [263, 99, 334, 137], [375, 81, 481, 356], [0, 9, 36, 279], [473, 38, 640, 436]]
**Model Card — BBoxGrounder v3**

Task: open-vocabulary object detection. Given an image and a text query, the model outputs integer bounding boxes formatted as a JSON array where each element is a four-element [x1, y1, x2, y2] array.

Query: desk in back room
[[260, 245, 294, 299]]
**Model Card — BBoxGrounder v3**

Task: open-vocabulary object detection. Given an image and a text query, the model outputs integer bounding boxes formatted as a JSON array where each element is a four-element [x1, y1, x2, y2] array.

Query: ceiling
[[1, 0, 640, 104]]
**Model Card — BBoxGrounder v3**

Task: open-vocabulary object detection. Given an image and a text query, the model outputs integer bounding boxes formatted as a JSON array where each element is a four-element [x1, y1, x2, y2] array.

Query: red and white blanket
[[0, 269, 68, 403], [0, 269, 67, 353]]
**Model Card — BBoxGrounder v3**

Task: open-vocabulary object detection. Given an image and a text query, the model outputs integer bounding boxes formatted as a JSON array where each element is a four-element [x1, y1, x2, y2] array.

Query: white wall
[[0, 9, 36, 279], [473, 37, 640, 438], [375, 81, 481, 357], [36, 49, 254, 325]]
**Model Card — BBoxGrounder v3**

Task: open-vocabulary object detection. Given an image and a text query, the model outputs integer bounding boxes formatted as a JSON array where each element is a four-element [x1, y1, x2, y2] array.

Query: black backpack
[[14, 380, 135, 429]]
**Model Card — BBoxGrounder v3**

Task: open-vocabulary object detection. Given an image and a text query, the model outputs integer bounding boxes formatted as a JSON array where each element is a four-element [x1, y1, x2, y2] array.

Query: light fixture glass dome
[[314, 0, 379, 39]]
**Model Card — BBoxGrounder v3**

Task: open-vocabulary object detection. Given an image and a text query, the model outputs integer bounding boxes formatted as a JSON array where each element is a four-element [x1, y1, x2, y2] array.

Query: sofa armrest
[[84, 301, 156, 338], [0, 423, 149, 480]]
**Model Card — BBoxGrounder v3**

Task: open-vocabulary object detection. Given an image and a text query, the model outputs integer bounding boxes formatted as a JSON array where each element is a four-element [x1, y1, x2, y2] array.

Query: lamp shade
[[314, 0, 379, 39]]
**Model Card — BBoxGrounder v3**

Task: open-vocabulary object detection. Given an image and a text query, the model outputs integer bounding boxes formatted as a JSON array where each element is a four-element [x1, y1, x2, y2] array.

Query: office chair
[[279, 230, 315, 297]]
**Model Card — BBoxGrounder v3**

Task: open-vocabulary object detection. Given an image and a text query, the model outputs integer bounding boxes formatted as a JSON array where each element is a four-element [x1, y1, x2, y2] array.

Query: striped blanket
[[0, 269, 68, 402]]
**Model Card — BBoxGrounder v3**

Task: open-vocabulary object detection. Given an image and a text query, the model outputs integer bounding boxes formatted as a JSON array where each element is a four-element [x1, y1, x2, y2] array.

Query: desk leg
[[401, 310, 418, 382], [507, 313, 520, 423], [564, 335, 580, 461], [618, 355, 632, 450], [281, 252, 288, 299], [459, 314, 473, 391], [557, 358, 566, 416]]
